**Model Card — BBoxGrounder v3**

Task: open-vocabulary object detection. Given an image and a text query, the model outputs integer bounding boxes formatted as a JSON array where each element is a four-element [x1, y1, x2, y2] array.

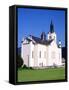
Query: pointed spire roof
[[50, 20, 54, 33]]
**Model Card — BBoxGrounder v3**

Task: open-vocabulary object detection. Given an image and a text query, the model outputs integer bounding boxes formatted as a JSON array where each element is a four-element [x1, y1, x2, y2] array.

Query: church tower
[[47, 21, 57, 42]]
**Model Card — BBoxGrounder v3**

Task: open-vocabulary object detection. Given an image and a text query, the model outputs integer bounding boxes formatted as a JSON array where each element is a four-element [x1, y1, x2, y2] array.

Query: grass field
[[17, 67, 65, 82]]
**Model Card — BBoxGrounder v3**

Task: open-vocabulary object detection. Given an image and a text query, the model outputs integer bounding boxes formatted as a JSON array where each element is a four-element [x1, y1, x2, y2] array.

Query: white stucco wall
[[21, 39, 30, 67], [48, 41, 58, 66], [58, 48, 62, 65], [21, 40, 38, 67], [21, 38, 62, 68], [48, 41, 62, 66]]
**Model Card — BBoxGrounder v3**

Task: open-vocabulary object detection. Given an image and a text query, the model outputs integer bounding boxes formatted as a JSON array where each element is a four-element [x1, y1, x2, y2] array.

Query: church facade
[[21, 21, 62, 68]]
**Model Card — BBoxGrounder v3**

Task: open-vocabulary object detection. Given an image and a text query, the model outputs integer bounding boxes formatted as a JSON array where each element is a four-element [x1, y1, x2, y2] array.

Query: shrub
[[29, 67, 33, 69], [23, 64, 28, 69], [22, 65, 33, 69]]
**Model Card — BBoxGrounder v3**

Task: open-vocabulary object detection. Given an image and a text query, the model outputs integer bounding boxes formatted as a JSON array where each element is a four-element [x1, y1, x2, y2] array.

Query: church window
[[32, 51, 34, 58], [39, 51, 41, 58]]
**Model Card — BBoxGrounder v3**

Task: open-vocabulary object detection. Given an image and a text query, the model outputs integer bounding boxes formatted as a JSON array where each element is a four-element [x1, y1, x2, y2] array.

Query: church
[[21, 21, 62, 68]]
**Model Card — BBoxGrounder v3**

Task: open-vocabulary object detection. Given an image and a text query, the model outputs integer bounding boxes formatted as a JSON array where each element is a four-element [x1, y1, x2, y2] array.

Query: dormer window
[[41, 32, 46, 40]]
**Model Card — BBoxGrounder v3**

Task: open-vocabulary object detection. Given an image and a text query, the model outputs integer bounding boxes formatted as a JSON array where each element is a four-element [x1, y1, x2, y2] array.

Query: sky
[[18, 7, 65, 47]]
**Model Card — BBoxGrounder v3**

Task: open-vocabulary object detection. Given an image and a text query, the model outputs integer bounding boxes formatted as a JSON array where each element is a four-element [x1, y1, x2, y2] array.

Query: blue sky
[[18, 8, 65, 47]]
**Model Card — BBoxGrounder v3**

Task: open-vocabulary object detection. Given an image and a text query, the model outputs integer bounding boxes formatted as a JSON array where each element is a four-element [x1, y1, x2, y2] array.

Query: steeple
[[50, 20, 54, 33], [47, 21, 57, 42]]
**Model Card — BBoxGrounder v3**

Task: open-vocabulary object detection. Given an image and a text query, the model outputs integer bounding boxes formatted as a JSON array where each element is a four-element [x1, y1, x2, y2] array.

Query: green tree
[[17, 55, 24, 68]]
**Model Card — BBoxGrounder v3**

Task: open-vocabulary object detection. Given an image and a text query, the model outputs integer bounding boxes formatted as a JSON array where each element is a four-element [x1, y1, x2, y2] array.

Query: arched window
[[39, 51, 41, 58], [32, 51, 34, 58]]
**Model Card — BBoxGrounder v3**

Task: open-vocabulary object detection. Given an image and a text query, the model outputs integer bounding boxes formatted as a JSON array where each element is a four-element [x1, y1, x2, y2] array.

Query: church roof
[[28, 35, 53, 45], [26, 38, 32, 42]]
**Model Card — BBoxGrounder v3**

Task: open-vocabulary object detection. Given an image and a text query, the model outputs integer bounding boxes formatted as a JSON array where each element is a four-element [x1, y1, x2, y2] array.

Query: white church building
[[21, 21, 62, 68]]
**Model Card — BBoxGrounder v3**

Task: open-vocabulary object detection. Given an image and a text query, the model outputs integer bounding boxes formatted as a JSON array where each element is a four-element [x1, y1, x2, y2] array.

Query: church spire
[[50, 20, 54, 33]]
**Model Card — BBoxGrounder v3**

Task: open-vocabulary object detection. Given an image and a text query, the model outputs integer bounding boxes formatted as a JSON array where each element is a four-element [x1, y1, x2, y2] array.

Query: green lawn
[[17, 67, 65, 82]]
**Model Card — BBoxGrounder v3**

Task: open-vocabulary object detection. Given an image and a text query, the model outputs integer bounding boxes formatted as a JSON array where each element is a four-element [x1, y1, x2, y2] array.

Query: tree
[[17, 55, 24, 68]]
